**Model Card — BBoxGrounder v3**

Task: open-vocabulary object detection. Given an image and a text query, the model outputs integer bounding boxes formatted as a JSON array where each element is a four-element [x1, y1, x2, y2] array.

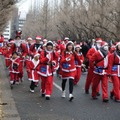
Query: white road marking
[[53, 82, 62, 91]]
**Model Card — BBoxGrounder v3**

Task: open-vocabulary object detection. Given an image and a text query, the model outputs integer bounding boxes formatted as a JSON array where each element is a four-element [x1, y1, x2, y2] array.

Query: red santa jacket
[[38, 50, 58, 77], [90, 50, 110, 75], [8, 57, 20, 74], [30, 43, 42, 56], [108, 52, 120, 76], [60, 51, 81, 79], [75, 52, 84, 68], [0, 35, 4, 52], [86, 46, 98, 60], [10, 43, 27, 58], [26, 59, 40, 82], [2, 46, 12, 60]]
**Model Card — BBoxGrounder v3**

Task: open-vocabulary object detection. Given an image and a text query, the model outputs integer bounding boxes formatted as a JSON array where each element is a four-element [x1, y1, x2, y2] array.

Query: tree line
[[22, 0, 120, 42]]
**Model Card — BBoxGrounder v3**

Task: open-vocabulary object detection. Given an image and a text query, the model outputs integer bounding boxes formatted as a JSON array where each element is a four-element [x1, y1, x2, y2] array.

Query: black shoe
[[46, 97, 50, 100], [92, 97, 98, 100], [110, 93, 114, 99], [41, 93, 45, 97], [10, 84, 13, 89], [85, 90, 89, 94], [97, 92, 100, 96], [13, 81, 16, 85], [115, 99, 120, 103], [103, 99, 109, 103]]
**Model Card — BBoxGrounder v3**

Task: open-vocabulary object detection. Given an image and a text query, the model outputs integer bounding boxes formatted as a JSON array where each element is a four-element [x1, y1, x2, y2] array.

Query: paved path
[[1, 56, 120, 120]]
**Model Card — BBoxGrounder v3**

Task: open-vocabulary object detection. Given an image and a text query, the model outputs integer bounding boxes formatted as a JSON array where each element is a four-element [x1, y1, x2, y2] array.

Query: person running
[[60, 41, 81, 101]]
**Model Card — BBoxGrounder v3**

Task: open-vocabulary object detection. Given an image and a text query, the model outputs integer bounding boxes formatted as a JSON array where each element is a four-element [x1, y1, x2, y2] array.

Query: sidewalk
[[0, 56, 20, 120]]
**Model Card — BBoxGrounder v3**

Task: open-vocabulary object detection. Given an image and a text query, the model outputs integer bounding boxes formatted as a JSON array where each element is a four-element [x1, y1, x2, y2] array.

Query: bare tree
[[0, 0, 21, 32], [22, 0, 120, 41]]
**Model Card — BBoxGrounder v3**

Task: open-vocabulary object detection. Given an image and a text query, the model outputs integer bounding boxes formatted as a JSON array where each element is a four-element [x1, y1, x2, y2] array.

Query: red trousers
[[85, 68, 94, 91], [41, 76, 53, 96], [92, 74, 108, 100], [19, 59, 24, 79], [111, 76, 120, 100], [5, 59, 9, 67], [74, 67, 82, 85], [85, 68, 100, 92], [10, 72, 19, 82]]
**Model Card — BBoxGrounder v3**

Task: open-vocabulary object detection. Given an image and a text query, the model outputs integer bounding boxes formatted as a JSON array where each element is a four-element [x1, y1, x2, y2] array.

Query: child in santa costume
[[73, 44, 84, 85], [2, 39, 14, 68], [60, 41, 81, 101], [38, 41, 58, 100], [108, 42, 120, 102], [90, 41, 110, 102], [8, 52, 20, 88], [9, 36, 27, 82], [26, 53, 40, 93]]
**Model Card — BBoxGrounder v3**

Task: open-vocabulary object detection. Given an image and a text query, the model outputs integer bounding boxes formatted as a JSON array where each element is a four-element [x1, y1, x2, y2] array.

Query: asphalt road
[[3, 66, 120, 120]]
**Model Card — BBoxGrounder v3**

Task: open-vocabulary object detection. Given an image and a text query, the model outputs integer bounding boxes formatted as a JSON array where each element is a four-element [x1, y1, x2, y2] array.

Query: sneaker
[[62, 90, 66, 98], [69, 94, 74, 102], [30, 89, 34, 93]]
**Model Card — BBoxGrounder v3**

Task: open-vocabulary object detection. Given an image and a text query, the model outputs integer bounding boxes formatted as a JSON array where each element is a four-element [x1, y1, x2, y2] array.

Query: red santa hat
[[101, 41, 108, 47], [27, 37, 32, 40], [96, 38, 103, 43], [43, 39, 47, 42], [34, 53, 40, 58], [36, 36, 42, 40], [75, 44, 82, 49], [57, 39, 61, 44]]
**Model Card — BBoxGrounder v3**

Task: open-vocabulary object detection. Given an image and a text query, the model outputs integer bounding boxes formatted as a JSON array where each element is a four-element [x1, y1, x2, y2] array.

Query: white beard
[[15, 40, 22, 47]]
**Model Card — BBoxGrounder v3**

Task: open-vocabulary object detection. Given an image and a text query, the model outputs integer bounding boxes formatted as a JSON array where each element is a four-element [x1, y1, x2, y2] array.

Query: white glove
[[52, 61, 56, 66]]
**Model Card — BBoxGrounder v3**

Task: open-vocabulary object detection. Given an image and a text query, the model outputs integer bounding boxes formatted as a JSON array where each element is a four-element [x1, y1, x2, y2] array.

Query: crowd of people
[[0, 31, 120, 103]]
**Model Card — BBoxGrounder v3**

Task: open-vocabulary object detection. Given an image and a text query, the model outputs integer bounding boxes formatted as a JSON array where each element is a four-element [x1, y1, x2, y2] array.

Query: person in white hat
[[60, 41, 81, 101], [38, 41, 59, 100], [25, 37, 33, 59], [73, 44, 84, 85], [26, 52, 40, 93], [108, 42, 120, 102], [85, 38, 103, 95], [90, 41, 110, 102]]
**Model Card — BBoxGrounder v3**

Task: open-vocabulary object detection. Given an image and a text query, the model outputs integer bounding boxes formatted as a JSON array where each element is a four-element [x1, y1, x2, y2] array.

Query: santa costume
[[85, 38, 102, 94], [108, 42, 120, 102], [90, 41, 110, 102], [38, 41, 58, 100], [60, 41, 81, 101], [74, 44, 84, 85], [26, 53, 40, 93]]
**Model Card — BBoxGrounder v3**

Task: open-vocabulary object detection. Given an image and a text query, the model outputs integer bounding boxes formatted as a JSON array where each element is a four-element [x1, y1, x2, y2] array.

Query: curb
[[0, 56, 21, 120]]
